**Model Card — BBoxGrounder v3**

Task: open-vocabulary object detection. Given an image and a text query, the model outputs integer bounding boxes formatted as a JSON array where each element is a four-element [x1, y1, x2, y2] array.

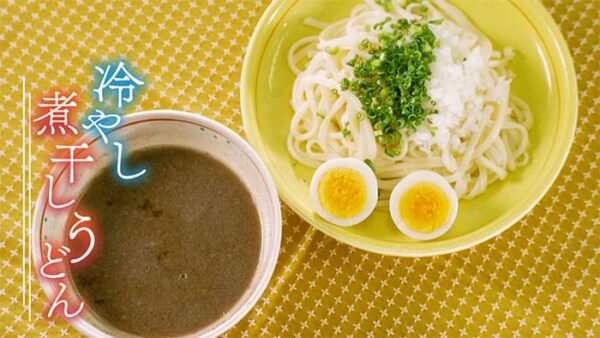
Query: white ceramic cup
[[32, 110, 282, 337]]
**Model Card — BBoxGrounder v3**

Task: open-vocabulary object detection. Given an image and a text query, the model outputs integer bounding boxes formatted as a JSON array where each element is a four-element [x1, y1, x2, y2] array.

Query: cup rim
[[32, 110, 282, 337]]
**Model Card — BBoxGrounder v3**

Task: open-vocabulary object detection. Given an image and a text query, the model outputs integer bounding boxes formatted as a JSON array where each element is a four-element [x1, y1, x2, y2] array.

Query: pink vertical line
[[21, 76, 26, 307], [28, 92, 32, 322]]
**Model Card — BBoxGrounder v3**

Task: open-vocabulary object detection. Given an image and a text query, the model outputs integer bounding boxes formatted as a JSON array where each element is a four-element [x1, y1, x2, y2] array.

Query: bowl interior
[[241, 0, 577, 255], [34, 111, 281, 337]]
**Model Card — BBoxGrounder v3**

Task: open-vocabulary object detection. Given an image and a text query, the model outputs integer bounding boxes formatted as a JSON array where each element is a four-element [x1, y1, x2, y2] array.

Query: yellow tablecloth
[[0, 0, 598, 336]]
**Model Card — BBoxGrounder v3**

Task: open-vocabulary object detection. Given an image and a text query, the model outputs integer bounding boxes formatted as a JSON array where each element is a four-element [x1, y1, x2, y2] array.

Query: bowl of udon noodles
[[241, 0, 577, 256]]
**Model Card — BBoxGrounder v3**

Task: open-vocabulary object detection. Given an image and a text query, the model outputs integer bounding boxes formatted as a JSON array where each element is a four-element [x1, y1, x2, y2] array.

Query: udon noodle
[[287, 0, 531, 204]]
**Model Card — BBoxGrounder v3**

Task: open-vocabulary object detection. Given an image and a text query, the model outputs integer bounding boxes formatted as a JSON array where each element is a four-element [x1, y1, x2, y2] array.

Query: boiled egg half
[[389, 170, 458, 240], [310, 158, 378, 226]]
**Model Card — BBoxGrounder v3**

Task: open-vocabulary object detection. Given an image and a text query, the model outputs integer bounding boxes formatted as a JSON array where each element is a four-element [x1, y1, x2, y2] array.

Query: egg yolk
[[399, 182, 450, 234], [318, 168, 367, 219]]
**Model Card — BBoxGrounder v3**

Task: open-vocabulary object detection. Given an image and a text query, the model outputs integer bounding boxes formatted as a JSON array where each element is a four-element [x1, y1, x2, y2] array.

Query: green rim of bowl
[[241, 0, 577, 256]]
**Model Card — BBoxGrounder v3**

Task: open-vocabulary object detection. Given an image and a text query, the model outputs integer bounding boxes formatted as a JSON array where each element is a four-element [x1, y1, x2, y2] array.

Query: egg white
[[310, 158, 378, 227], [389, 170, 458, 240]]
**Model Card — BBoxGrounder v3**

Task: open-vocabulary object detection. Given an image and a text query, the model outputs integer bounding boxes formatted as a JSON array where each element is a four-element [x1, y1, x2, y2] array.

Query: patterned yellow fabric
[[0, 0, 598, 336]]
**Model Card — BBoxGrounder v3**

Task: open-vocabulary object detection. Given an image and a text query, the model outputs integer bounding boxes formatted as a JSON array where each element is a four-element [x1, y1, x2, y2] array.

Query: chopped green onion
[[326, 46, 339, 55], [364, 159, 376, 173], [358, 39, 371, 50], [373, 17, 391, 31], [341, 122, 351, 137], [341, 18, 438, 157]]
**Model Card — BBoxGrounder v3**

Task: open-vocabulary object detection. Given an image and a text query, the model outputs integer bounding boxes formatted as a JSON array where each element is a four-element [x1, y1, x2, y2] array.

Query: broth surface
[[72, 146, 261, 337]]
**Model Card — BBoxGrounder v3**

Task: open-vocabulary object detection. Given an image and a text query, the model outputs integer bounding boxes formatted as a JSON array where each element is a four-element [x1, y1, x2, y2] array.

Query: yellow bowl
[[241, 0, 577, 256]]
